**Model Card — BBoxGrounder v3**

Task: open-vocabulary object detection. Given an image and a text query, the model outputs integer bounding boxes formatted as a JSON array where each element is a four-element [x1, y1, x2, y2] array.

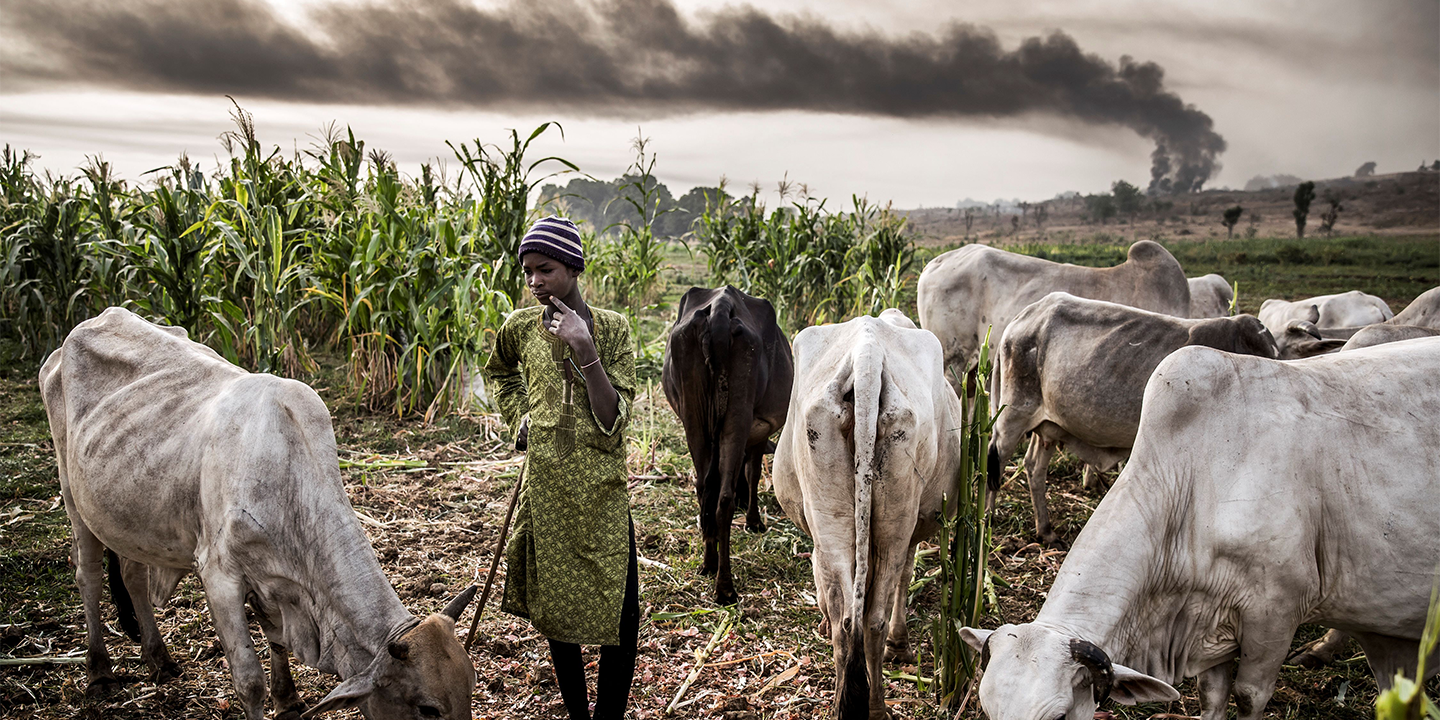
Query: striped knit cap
[[517, 216, 584, 270]]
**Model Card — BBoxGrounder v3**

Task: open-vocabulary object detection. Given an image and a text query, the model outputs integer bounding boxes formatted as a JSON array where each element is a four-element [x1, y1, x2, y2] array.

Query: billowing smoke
[[1, 0, 1226, 191]]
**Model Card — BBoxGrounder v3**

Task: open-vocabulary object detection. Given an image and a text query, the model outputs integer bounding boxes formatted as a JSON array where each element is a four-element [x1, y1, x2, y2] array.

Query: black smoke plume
[[1, 0, 1226, 191]]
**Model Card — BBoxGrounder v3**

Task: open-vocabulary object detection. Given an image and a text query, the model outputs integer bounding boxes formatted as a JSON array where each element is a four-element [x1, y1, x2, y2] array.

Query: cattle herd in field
[[38, 240, 1440, 720]]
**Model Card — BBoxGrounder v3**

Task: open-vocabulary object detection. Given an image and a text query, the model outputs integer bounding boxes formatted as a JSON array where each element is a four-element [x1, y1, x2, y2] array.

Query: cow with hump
[[663, 286, 793, 604], [988, 292, 1279, 546], [916, 240, 1190, 395], [1186, 273, 1234, 319], [772, 310, 962, 720], [39, 308, 477, 720], [962, 337, 1440, 720]]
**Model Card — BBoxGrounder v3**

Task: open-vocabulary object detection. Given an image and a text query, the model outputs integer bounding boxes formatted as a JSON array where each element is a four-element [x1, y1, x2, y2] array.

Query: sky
[[1, 0, 1436, 207]]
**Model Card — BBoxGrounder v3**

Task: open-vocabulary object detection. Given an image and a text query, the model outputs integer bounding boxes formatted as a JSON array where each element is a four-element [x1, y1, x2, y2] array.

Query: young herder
[[484, 216, 639, 720]]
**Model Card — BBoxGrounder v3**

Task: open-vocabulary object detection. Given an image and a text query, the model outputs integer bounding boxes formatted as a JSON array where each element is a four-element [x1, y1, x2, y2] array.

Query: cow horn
[[441, 584, 479, 622], [1069, 638, 1114, 707]]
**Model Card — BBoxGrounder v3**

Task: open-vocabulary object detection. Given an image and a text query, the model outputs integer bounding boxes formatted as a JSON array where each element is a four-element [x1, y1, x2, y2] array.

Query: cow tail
[[986, 327, 1004, 494], [106, 548, 141, 643], [987, 444, 1002, 493], [707, 305, 733, 422], [839, 341, 882, 720]]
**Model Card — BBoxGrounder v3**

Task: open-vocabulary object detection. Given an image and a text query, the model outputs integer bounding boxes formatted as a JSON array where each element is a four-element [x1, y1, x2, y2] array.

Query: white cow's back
[[1258, 290, 1394, 337]]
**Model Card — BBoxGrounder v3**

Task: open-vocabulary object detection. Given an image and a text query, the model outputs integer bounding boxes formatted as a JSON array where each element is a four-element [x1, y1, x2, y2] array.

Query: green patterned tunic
[[484, 304, 635, 646]]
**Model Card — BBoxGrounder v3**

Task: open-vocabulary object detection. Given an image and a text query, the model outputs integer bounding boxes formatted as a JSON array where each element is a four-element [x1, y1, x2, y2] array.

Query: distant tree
[[1433, 160, 1440, 171], [1319, 193, 1343, 236], [1111, 180, 1145, 222], [1293, 181, 1316, 238], [1084, 193, 1118, 225], [963, 207, 976, 238], [1010, 215, 1020, 235], [1221, 205, 1244, 238], [1032, 202, 1048, 229], [1354, 161, 1377, 177], [1018, 201, 1031, 222]]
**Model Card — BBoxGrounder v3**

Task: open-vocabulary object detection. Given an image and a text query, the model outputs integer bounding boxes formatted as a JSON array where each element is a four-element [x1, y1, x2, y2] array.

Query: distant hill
[[899, 171, 1440, 246]]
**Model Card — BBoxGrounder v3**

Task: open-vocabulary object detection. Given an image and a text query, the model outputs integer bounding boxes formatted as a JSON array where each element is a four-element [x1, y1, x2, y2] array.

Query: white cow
[[772, 312, 962, 720], [1342, 323, 1440, 350], [1187, 274, 1234, 318], [917, 240, 1190, 395], [962, 338, 1440, 720], [989, 293, 1278, 545], [1389, 286, 1440, 328], [1258, 290, 1393, 339], [40, 308, 477, 720]]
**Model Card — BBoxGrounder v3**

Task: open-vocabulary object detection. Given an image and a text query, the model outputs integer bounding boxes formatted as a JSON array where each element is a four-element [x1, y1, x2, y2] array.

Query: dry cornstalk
[[665, 614, 734, 715]]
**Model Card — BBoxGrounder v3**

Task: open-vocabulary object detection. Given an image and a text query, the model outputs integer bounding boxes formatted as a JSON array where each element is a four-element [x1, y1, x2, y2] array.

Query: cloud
[[0, 0, 1228, 190]]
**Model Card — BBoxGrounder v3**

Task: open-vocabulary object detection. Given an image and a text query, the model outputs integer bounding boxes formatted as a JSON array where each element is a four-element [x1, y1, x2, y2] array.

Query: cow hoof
[[715, 588, 739, 607], [1042, 535, 1068, 551], [1286, 643, 1336, 669], [85, 675, 122, 698], [699, 561, 718, 577], [745, 519, 767, 534], [151, 659, 182, 684], [884, 642, 915, 664], [276, 701, 309, 720]]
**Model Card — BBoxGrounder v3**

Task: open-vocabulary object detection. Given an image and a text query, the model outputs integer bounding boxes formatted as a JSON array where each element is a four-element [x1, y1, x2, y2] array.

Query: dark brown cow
[[663, 286, 793, 605]]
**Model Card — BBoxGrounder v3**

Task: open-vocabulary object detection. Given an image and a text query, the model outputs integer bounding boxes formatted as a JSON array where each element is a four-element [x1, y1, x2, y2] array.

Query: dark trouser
[[548, 521, 640, 720]]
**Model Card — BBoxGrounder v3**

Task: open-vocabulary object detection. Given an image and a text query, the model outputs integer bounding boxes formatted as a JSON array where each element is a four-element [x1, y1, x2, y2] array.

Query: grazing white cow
[[962, 338, 1440, 720], [917, 240, 1190, 394], [989, 293, 1278, 545], [40, 308, 477, 720], [1187, 274, 1234, 318], [1389, 286, 1440, 328], [772, 311, 962, 720], [1258, 289, 1393, 339]]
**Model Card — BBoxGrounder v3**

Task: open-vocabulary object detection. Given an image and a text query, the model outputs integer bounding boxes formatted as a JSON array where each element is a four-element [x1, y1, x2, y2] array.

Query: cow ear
[[1304, 304, 1320, 324], [1287, 319, 1322, 340], [958, 627, 992, 654], [1107, 662, 1179, 704], [302, 672, 376, 717]]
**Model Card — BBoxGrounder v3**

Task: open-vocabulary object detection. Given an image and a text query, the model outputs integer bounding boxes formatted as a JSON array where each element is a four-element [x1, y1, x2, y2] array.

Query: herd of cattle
[[35, 239, 1440, 720]]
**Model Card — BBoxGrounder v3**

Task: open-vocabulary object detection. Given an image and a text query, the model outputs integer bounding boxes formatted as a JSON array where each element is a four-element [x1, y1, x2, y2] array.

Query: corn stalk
[[932, 329, 996, 707]]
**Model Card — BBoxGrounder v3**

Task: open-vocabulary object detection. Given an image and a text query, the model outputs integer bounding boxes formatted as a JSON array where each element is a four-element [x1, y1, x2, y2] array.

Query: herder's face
[[522, 252, 580, 306]]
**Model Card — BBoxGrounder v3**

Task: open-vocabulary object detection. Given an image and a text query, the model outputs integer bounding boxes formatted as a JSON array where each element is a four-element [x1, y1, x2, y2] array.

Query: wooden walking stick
[[465, 461, 525, 651]]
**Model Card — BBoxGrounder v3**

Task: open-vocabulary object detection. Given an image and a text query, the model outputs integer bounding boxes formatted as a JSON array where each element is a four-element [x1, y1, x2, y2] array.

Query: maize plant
[[692, 185, 916, 331], [449, 122, 578, 307], [931, 330, 997, 707]]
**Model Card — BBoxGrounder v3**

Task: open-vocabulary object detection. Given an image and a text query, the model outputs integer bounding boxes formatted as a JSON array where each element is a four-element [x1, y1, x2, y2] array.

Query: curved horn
[[441, 584, 479, 622], [1069, 638, 1114, 707]]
